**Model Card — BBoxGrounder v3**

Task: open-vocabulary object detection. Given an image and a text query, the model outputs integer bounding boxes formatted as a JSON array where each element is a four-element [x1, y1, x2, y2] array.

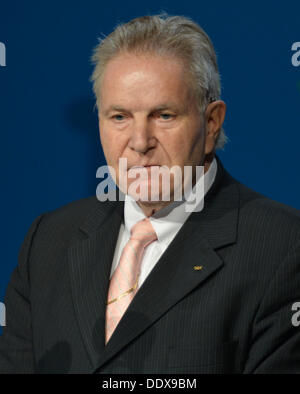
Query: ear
[[204, 100, 226, 155]]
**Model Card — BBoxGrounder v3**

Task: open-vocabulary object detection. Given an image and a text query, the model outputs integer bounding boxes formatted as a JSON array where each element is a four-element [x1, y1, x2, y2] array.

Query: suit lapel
[[68, 199, 124, 371], [94, 226, 226, 371]]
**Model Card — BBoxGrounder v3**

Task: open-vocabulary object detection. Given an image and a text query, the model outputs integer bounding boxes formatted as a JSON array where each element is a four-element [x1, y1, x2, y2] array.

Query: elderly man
[[0, 14, 300, 374]]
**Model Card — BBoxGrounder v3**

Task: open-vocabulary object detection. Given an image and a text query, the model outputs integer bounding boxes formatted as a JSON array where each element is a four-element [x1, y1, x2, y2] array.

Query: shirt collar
[[124, 157, 218, 245]]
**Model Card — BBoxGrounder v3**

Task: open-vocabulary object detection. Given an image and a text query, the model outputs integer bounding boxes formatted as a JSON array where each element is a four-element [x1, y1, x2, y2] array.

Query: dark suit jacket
[[1, 156, 300, 374]]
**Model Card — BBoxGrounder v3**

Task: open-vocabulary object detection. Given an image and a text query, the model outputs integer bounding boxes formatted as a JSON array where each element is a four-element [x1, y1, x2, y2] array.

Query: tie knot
[[130, 218, 157, 246]]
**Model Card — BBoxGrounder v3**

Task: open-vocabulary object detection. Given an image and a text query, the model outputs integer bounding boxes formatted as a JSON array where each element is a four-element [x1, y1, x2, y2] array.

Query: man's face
[[99, 53, 208, 203]]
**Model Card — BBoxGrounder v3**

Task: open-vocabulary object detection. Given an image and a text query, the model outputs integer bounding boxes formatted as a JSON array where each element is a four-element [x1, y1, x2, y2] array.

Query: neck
[[136, 200, 171, 217]]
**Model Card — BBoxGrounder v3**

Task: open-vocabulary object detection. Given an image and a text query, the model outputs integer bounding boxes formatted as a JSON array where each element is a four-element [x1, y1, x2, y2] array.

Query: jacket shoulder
[[45, 195, 99, 219], [30, 196, 112, 245], [236, 181, 300, 245]]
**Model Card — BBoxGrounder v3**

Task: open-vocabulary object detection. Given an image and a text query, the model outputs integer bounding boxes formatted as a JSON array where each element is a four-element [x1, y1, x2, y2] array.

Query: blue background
[[0, 0, 299, 324]]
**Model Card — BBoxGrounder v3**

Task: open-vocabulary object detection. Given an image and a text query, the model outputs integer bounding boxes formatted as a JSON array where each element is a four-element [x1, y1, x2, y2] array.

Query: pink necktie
[[105, 218, 157, 344]]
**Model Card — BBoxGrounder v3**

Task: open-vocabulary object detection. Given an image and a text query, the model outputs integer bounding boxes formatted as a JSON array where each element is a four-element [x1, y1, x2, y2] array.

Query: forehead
[[99, 53, 192, 109]]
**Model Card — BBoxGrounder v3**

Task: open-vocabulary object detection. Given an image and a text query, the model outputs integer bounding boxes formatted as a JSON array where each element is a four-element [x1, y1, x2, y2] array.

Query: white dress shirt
[[110, 158, 218, 287]]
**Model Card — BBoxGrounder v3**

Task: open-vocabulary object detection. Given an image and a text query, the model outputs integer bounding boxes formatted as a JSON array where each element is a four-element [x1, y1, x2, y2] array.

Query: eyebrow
[[102, 103, 180, 116], [102, 106, 126, 116]]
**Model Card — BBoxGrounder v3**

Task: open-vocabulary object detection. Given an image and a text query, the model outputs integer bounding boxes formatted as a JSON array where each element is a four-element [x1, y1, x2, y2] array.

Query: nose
[[128, 117, 156, 154]]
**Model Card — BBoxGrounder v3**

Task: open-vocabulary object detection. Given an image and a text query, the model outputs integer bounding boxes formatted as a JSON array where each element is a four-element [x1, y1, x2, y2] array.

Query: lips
[[129, 165, 160, 169]]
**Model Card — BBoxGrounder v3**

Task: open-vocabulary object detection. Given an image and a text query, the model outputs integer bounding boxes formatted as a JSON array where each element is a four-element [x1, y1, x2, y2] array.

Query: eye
[[158, 112, 174, 120], [112, 114, 126, 121]]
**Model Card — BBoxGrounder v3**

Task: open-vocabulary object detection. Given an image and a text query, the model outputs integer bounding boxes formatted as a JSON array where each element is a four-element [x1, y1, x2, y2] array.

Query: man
[[0, 14, 300, 374]]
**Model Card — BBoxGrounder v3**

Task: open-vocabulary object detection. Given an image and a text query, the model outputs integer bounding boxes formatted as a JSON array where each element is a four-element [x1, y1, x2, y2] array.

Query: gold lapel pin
[[194, 266, 203, 271]]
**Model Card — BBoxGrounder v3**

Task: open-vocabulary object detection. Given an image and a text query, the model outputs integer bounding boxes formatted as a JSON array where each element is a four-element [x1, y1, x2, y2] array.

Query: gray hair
[[90, 13, 227, 149]]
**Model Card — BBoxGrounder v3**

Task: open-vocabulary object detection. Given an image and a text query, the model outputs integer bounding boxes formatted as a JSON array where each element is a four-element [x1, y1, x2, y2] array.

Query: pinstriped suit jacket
[[1, 156, 300, 373]]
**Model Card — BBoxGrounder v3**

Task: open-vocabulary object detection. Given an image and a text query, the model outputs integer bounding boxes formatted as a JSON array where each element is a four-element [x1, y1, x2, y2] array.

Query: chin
[[127, 179, 174, 202]]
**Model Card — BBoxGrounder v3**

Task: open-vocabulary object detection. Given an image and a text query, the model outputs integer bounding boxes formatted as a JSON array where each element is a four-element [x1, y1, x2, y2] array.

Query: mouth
[[129, 165, 161, 170]]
